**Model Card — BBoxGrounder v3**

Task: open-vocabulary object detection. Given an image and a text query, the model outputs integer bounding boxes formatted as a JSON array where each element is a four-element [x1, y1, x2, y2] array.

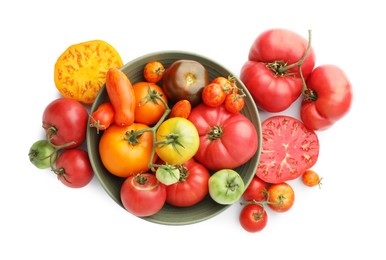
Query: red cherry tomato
[[89, 102, 115, 133], [242, 176, 267, 202], [239, 204, 268, 233], [224, 93, 245, 113], [202, 83, 226, 107]]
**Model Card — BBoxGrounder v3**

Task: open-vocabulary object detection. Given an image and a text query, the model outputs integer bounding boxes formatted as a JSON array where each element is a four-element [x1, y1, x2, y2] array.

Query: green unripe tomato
[[208, 169, 245, 205], [28, 140, 57, 169]]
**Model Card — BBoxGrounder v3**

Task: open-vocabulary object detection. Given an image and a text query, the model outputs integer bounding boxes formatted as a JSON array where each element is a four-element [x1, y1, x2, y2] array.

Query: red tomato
[[240, 29, 315, 112], [301, 64, 353, 131], [165, 158, 210, 207], [267, 182, 295, 212], [89, 102, 115, 133], [256, 116, 319, 184], [55, 149, 94, 188], [239, 204, 268, 233], [120, 173, 166, 217], [188, 103, 258, 171], [202, 83, 226, 107], [242, 176, 267, 202], [42, 98, 88, 149], [224, 93, 245, 113]]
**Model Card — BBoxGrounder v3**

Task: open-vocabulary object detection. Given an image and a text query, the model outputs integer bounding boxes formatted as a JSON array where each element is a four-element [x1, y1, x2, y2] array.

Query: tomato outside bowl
[[87, 50, 262, 225]]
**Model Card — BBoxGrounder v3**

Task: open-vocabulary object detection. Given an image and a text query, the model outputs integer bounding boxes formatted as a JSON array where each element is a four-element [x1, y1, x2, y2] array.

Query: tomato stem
[[278, 29, 313, 73]]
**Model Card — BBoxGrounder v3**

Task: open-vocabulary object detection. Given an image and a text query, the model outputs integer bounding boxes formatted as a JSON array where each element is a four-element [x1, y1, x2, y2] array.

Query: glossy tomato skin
[[188, 103, 258, 171], [29, 140, 57, 169], [99, 123, 156, 177], [208, 169, 245, 205], [257, 116, 319, 184], [202, 83, 226, 107], [239, 204, 268, 233], [143, 61, 165, 83], [132, 82, 168, 125], [55, 149, 94, 188], [42, 98, 88, 149], [89, 102, 115, 132], [166, 158, 210, 207], [162, 59, 209, 107], [120, 173, 166, 217], [169, 99, 191, 119], [301, 64, 353, 131], [240, 29, 316, 112], [267, 182, 295, 212], [155, 117, 199, 165], [242, 175, 267, 202]]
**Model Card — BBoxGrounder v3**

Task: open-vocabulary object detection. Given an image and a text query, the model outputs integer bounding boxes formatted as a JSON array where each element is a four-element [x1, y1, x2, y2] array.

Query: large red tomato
[[301, 64, 353, 131], [256, 115, 319, 183], [165, 158, 210, 207], [42, 98, 88, 149], [120, 173, 166, 217], [240, 29, 316, 112], [188, 103, 258, 171]]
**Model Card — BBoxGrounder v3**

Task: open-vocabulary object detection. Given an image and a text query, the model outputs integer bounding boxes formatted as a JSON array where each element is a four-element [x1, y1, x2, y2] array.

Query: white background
[[1, 0, 385, 259]]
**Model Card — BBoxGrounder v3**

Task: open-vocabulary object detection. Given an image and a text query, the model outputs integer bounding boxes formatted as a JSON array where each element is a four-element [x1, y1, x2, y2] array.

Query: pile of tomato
[[237, 28, 353, 232], [92, 60, 259, 216], [28, 28, 353, 233]]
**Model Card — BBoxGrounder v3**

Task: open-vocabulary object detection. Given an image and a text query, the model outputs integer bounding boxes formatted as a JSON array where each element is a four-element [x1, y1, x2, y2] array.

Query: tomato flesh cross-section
[[256, 116, 319, 183]]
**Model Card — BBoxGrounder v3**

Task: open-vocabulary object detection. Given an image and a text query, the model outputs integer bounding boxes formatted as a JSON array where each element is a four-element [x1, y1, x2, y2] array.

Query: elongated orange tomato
[[105, 68, 136, 126]]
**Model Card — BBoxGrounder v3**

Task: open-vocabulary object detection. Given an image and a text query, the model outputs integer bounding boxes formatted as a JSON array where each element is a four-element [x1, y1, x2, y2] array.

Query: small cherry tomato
[[211, 76, 236, 95], [202, 83, 226, 107], [224, 93, 245, 113], [169, 99, 192, 119], [302, 169, 322, 188], [143, 61, 165, 83], [267, 182, 295, 212], [89, 102, 115, 133], [239, 204, 268, 233], [242, 176, 267, 202]]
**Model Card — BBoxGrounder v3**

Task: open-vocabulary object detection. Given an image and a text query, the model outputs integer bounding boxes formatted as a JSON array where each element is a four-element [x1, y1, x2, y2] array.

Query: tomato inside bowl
[[86, 51, 262, 225]]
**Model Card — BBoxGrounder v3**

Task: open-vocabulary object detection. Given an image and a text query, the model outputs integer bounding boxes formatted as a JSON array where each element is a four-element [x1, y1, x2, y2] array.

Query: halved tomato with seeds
[[54, 40, 123, 104], [256, 115, 319, 183]]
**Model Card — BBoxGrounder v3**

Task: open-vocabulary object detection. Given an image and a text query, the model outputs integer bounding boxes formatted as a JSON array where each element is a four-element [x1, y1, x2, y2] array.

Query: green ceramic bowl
[[87, 50, 262, 225]]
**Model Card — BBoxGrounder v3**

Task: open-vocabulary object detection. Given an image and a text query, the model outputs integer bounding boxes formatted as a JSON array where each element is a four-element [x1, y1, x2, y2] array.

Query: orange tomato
[[54, 40, 123, 104], [99, 123, 156, 177], [143, 61, 165, 83], [169, 99, 191, 119], [132, 82, 168, 125]]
